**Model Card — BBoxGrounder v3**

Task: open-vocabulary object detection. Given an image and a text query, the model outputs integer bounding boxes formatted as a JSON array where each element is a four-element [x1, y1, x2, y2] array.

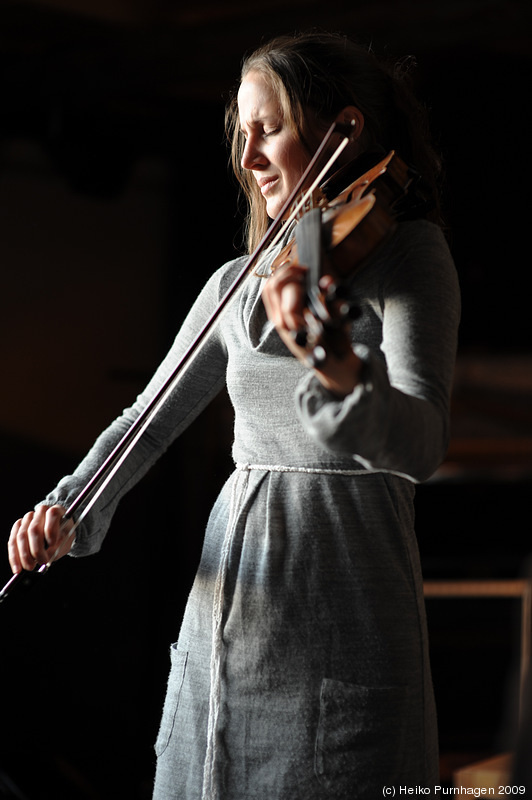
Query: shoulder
[[207, 254, 251, 299], [391, 220, 453, 263], [351, 219, 457, 297], [375, 219, 457, 289], [350, 220, 460, 325], [381, 221, 461, 320]]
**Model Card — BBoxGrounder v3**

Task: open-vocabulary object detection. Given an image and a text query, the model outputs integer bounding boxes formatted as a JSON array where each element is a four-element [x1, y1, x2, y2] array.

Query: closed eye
[[239, 121, 281, 140]]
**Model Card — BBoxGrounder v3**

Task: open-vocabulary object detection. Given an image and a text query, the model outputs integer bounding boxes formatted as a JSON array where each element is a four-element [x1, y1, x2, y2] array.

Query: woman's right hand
[[8, 505, 74, 574]]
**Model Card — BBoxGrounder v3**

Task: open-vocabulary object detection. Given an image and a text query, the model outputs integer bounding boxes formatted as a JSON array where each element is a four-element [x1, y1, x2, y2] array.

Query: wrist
[[313, 349, 362, 398]]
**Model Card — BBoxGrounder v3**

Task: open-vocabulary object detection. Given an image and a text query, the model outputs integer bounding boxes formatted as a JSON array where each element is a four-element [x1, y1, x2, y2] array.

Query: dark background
[[0, 0, 531, 796]]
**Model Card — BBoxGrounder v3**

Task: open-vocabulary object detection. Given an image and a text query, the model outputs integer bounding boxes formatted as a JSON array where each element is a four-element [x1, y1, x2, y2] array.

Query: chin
[[267, 201, 283, 220]]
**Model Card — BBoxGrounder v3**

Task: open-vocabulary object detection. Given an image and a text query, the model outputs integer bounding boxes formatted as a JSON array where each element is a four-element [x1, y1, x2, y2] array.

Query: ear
[[335, 105, 365, 142]]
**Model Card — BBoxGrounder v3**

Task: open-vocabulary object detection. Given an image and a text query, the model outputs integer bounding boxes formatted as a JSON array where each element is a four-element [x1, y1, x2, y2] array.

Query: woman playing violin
[[8, 31, 460, 798]]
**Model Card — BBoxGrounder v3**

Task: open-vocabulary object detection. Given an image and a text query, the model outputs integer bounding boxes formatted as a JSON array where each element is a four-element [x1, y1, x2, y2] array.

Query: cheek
[[282, 152, 309, 189], [278, 136, 309, 177]]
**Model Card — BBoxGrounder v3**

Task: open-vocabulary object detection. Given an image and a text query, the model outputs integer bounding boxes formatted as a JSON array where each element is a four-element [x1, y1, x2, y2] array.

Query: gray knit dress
[[45, 219, 460, 799]]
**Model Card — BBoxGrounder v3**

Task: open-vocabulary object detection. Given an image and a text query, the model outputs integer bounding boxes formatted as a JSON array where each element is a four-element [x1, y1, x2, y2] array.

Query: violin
[[0, 121, 416, 604], [269, 148, 416, 367]]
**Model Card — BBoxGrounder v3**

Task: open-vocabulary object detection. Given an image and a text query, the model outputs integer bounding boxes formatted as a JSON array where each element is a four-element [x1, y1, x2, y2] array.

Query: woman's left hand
[[261, 262, 362, 397]]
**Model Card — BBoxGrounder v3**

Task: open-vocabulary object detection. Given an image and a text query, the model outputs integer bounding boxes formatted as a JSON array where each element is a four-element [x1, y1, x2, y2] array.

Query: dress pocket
[[314, 678, 410, 796], [154, 644, 188, 758]]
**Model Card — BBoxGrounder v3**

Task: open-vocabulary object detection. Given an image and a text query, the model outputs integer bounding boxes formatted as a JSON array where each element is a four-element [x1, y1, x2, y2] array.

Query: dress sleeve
[[295, 222, 461, 482], [41, 262, 234, 556]]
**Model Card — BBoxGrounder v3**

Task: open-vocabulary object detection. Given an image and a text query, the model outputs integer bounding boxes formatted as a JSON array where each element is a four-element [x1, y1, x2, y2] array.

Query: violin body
[[272, 150, 416, 278]]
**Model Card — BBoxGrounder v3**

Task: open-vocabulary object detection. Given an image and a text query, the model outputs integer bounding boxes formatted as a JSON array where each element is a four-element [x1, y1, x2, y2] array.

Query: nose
[[241, 135, 266, 171]]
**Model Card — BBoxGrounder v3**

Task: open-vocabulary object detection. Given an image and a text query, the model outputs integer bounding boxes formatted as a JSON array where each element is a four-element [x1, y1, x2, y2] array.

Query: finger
[[27, 505, 50, 566], [277, 283, 304, 331], [10, 511, 39, 572], [318, 274, 335, 292], [43, 505, 66, 549], [8, 518, 24, 574], [263, 265, 307, 331], [44, 506, 74, 562]]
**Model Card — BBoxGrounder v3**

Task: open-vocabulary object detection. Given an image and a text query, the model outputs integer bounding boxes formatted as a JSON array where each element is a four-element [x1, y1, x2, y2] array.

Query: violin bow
[[0, 119, 355, 606]]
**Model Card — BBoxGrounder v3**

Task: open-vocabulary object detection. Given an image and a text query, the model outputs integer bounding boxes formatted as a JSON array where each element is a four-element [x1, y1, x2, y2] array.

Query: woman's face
[[237, 70, 310, 220]]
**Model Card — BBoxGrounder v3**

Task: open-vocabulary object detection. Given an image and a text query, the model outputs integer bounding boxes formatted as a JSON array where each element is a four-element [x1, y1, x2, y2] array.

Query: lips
[[258, 176, 278, 195]]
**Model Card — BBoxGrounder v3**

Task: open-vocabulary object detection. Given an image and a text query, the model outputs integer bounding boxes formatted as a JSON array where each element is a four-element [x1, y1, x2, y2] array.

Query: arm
[[263, 222, 461, 482], [8, 259, 238, 572]]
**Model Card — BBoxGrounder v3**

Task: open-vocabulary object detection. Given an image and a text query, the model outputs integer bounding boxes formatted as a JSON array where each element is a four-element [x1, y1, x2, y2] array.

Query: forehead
[[237, 71, 282, 124]]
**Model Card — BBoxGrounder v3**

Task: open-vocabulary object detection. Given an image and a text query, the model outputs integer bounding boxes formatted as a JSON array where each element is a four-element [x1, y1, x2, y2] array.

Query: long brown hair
[[225, 31, 442, 254]]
